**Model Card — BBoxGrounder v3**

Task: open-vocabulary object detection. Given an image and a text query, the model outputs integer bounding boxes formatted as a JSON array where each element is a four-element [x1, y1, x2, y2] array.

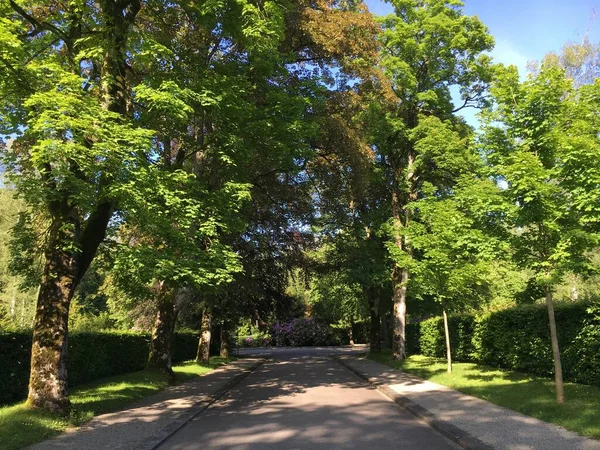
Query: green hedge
[[406, 302, 600, 387], [0, 330, 199, 406]]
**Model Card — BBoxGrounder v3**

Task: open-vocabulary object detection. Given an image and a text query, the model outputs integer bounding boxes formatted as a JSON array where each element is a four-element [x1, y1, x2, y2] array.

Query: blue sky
[[365, 0, 600, 125], [366, 0, 599, 71]]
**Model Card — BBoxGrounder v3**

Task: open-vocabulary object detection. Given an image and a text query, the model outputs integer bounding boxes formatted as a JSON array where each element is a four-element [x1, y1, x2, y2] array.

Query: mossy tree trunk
[[27, 220, 77, 414], [390, 152, 416, 361], [28, 203, 112, 413], [196, 308, 212, 363], [391, 266, 408, 360], [147, 284, 177, 378]]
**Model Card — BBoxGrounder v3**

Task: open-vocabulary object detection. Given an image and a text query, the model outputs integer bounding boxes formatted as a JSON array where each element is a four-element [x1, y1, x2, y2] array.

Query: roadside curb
[[143, 358, 265, 450], [333, 356, 493, 450]]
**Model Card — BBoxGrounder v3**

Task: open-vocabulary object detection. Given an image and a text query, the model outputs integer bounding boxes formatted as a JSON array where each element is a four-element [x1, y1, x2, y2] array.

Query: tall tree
[[0, 0, 287, 411], [1, 0, 150, 412], [367, 0, 495, 359]]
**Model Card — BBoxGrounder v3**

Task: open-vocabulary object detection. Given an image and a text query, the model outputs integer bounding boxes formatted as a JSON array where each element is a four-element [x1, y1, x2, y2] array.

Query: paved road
[[159, 348, 459, 450]]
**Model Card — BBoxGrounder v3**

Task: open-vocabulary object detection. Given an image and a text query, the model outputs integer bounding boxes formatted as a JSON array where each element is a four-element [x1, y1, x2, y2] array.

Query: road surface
[[159, 347, 459, 450]]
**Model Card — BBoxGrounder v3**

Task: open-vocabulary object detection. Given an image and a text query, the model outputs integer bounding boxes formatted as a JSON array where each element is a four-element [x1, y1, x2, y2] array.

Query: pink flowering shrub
[[272, 318, 339, 347]]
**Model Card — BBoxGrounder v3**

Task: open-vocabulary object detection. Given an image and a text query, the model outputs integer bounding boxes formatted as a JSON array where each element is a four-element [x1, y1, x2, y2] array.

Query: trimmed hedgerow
[[172, 332, 200, 363], [406, 301, 600, 387], [0, 330, 199, 405], [0, 331, 31, 406]]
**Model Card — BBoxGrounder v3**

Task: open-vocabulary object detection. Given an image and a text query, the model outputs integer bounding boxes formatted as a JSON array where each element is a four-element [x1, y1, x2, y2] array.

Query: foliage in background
[[0, 188, 37, 329]]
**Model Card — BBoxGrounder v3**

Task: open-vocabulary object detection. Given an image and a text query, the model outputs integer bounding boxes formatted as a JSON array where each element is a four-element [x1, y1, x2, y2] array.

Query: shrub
[[0, 331, 31, 405], [172, 332, 200, 363], [351, 321, 369, 344], [407, 301, 600, 387], [68, 332, 150, 385], [0, 330, 199, 405], [272, 318, 338, 347], [235, 331, 271, 348]]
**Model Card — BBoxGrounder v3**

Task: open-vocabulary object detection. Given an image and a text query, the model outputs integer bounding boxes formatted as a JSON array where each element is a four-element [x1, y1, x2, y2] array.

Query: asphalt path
[[159, 347, 459, 450]]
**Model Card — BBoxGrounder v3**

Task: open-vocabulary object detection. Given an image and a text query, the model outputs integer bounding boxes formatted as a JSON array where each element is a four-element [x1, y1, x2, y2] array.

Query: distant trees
[[0, 187, 37, 328]]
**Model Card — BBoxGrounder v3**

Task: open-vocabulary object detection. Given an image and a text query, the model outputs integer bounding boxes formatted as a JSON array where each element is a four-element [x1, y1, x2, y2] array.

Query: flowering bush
[[272, 318, 339, 347], [237, 332, 272, 347]]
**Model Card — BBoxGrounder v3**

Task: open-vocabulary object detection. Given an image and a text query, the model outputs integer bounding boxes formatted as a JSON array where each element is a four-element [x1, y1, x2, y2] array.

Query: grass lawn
[[369, 351, 600, 439], [0, 357, 231, 450]]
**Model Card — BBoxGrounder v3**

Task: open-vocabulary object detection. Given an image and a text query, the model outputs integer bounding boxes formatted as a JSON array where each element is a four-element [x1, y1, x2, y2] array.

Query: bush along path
[[0, 330, 200, 406], [406, 301, 600, 388], [0, 357, 256, 450]]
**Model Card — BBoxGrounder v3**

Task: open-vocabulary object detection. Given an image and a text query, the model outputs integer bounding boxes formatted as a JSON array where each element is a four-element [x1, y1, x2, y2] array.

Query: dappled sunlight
[[0, 403, 67, 449], [161, 355, 458, 450], [354, 354, 600, 449], [30, 359, 260, 450]]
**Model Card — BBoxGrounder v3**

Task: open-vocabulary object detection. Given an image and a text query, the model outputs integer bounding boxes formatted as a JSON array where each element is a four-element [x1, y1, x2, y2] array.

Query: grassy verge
[[0, 357, 232, 450], [369, 351, 600, 439]]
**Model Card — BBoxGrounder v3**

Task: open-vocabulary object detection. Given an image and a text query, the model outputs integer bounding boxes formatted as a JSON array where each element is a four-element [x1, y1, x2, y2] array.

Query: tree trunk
[[546, 291, 565, 403], [570, 284, 578, 301], [381, 310, 392, 349], [392, 266, 408, 360], [443, 309, 452, 373], [9, 285, 16, 319], [348, 315, 354, 345], [369, 289, 381, 353], [220, 322, 230, 358], [24, 0, 138, 415], [390, 150, 415, 361], [196, 308, 212, 364], [147, 285, 177, 378], [27, 223, 78, 414]]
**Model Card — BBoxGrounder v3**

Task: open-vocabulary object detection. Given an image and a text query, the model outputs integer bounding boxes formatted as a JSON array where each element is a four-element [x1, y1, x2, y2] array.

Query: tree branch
[[9, 0, 67, 41]]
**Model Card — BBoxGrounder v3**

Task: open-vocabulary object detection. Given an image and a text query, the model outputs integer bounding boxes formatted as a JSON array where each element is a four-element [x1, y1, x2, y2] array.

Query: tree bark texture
[[546, 291, 565, 403], [390, 151, 416, 361], [443, 309, 452, 373], [197, 308, 212, 363], [392, 266, 408, 360], [27, 222, 78, 414], [147, 285, 177, 377]]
